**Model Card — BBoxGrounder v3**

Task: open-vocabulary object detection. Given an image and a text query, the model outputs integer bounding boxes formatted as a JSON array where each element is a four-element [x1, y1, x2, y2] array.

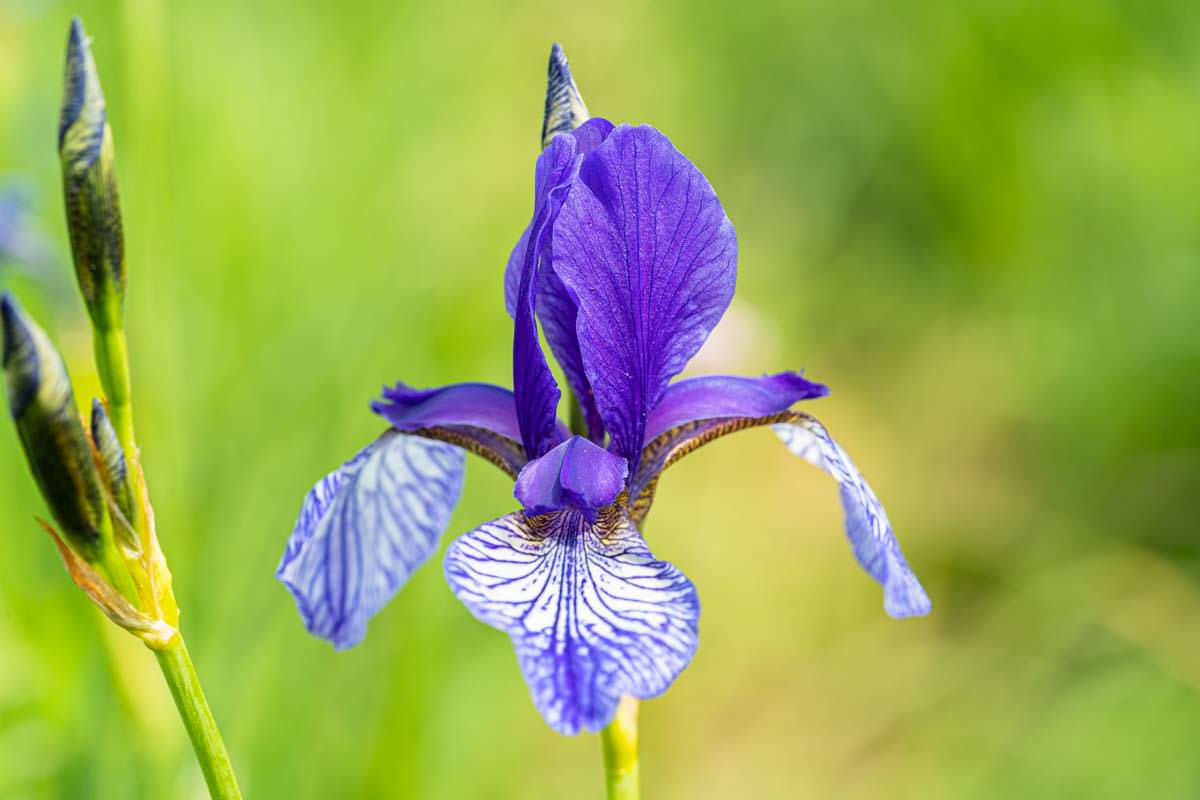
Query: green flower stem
[[568, 391, 587, 437], [601, 696, 640, 800], [92, 325, 137, 462], [154, 636, 244, 800]]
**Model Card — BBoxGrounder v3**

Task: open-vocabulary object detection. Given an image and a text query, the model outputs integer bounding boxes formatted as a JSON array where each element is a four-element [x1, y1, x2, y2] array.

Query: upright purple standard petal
[[505, 119, 616, 444], [774, 415, 931, 618], [444, 506, 699, 735], [503, 119, 616, 317], [512, 135, 580, 458], [277, 432, 465, 649], [514, 436, 628, 521], [552, 124, 738, 466], [535, 263, 605, 441]]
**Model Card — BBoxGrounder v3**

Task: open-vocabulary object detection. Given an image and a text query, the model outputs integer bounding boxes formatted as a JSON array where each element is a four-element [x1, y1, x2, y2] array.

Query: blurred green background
[[2, 0, 1199, 797]]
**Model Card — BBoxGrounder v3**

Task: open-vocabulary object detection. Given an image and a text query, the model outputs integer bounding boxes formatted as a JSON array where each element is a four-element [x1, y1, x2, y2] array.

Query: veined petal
[[444, 506, 699, 735], [504, 118, 616, 318], [374, 381, 521, 439], [513, 135, 580, 458], [552, 124, 738, 465], [535, 263, 605, 441], [629, 373, 828, 503], [646, 372, 829, 442], [372, 381, 529, 477], [538, 120, 616, 444], [628, 400, 929, 618], [277, 431, 465, 649], [504, 119, 616, 444], [774, 415, 931, 618], [514, 436, 627, 520]]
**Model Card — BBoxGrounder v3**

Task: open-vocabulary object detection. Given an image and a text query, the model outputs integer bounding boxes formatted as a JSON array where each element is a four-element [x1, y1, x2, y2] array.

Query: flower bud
[[541, 43, 590, 148], [59, 17, 125, 331], [90, 397, 135, 526], [1, 293, 106, 561]]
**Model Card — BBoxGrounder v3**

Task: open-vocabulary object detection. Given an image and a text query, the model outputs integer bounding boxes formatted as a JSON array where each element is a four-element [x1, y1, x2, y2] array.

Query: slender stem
[[601, 696, 640, 800], [566, 388, 588, 437], [92, 325, 137, 461], [154, 636, 244, 799]]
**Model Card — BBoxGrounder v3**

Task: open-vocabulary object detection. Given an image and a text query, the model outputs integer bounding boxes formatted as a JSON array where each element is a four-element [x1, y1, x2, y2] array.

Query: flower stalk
[[155, 638, 243, 800], [544, 52, 647, 794], [601, 696, 641, 800], [0, 17, 246, 798], [92, 323, 137, 461]]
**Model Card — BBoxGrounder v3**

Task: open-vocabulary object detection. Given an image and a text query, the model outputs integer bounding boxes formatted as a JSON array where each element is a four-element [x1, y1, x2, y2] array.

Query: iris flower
[[277, 45, 930, 736]]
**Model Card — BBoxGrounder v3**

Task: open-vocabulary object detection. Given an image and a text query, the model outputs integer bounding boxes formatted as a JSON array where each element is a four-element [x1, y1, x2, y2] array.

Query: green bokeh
[[1, 1, 1198, 797]]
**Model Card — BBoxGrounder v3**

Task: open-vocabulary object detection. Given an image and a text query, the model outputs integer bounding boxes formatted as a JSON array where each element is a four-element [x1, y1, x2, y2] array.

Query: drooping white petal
[[775, 416, 931, 618], [277, 431, 465, 649], [444, 507, 699, 735]]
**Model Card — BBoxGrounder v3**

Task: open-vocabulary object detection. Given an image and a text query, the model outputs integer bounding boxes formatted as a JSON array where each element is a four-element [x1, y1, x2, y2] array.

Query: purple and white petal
[[514, 436, 628, 521], [444, 507, 699, 735], [552, 124, 738, 465], [774, 415, 931, 618], [277, 431, 465, 649]]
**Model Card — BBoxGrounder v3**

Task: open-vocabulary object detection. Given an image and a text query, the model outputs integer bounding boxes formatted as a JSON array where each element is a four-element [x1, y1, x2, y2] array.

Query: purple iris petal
[[774, 416, 931, 618], [444, 507, 699, 735], [373, 381, 523, 440], [502, 226, 529, 317], [512, 134, 580, 458], [503, 119, 616, 317], [645, 372, 829, 442], [276, 431, 465, 649], [514, 435, 628, 521], [552, 124, 738, 466], [535, 263, 605, 441], [504, 119, 616, 444], [536, 121, 614, 444]]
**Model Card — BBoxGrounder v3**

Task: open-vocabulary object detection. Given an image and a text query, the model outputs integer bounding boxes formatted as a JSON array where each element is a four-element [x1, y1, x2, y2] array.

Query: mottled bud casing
[[60, 18, 125, 331], [90, 397, 137, 541], [1, 294, 107, 562], [542, 43, 590, 148]]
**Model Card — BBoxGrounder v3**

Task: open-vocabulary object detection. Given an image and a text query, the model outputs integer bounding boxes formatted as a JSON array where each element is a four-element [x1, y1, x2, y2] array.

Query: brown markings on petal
[[407, 425, 526, 479], [630, 411, 807, 524]]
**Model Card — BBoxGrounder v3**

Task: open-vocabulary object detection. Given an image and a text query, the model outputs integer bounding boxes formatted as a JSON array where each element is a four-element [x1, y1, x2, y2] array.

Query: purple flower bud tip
[[0, 292, 31, 388]]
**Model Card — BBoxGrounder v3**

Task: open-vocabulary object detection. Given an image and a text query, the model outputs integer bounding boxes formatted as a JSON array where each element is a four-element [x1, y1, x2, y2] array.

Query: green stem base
[[154, 637, 243, 799], [601, 696, 640, 800]]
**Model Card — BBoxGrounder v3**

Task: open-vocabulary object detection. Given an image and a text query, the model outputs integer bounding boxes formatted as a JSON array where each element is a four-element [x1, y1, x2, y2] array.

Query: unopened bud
[[90, 398, 135, 526], [541, 43, 590, 148], [1, 293, 106, 560], [59, 17, 125, 331]]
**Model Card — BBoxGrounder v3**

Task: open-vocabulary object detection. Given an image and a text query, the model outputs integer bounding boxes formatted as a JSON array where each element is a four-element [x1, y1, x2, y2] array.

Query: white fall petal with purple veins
[[773, 416, 931, 618], [443, 507, 699, 735], [277, 431, 465, 649]]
